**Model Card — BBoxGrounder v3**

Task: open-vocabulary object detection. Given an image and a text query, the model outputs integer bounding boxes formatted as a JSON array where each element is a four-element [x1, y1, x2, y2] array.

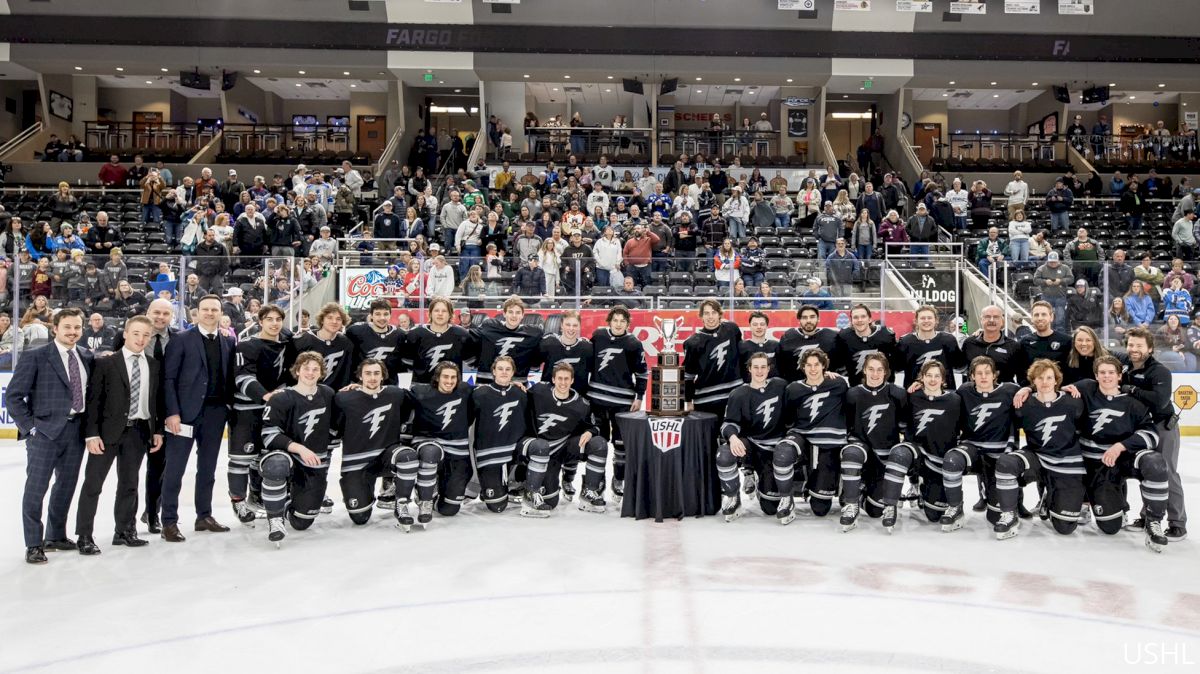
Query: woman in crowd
[[877, 209, 909, 251], [1027, 230, 1051, 266], [1125, 281, 1157, 326], [1008, 210, 1032, 268], [459, 264, 487, 309], [25, 221, 54, 261], [796, 178, 822, 231], [969, 180, 993, 231], [851, 208, 877, 261], [1108, 296, 1132, 338], [45, 182, 79, 226], [713, 238, 740, 291], [1162, 276, 1192, 325], [844, 173, 862, 201], [538, 237, 561, 298], [1158, 314, 1196, 370]]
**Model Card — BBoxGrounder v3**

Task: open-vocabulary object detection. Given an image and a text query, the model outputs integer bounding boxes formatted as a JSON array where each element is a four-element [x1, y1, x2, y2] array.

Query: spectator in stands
[[342, 161, 364, 199], [881, 173, 907, 217], [1027, 229, 1051, 266], [1121, 176, 1147, 231], [30, 256, 52, 298], [857, 181, 885, 227], [1172, 210, 1200, 261], [825, 238, 860, 299], [268, 204, 301, 257], [976, 227, 1009, 277], [0, 215, 24, 260], [1107, 296, 1132, 337], [537, 238, 561, 298], [512, 254, 545, 302], [907, 203, 938, 256], [217, 170, 245, 214], [1067, 279, 1103, 330], [97, 155, 127, 187], [48, 249, 71, 302], [740, 237, 765, 287], [1003, 171, 1029, 220], [713, 238, 740, 291], [849, 208, 877, 261], [672, 212, 699, 273], [1034, 252, 1073, 332], [1163, 276, 1193, 326], [843, 173, 862, 201], [309, 226, 337, 266], [1159, 315, 1196, 371], [195, 167, 218, 202], [194, 229, 228, 292], [456, 211, 486, 279], [593, 226, 623, 288], [0, 313, 14, 368], [811, 201, 839, 262], [425, 254, 455, 298], [1103, 248, 1134, 298], [1172, 187, 1197, 222], [769, 186, 794, 229], [1063, 227, 1104, 286], [792, 179, 820, 232], [51, 224, 85, 254], [877, 209, 909, 252], [1108, 171, 1127, 196], [45, 182, 79, 227], [800, 277, 833, 310], [561, 231, 594, 294], [749, 193, 775, 231], [110, 279, 146, 318], [1044, 178, 1074, 234], [1135, 255, 1165, 301], [928, 192, 955, 234], [64, 249, 86, 301], [232, 202, 267, 261], [1164, 258, 1195, 293], [1090, 114, 1111, 158], [752, 281, 779, 310], [26, 221, 53, 261], [126, 155, 148, 189], [965, 180, 992, 231], [41, 134, 64, 162], [1007, 210, 1031, 269], [85, 211, 122, 259], [439, 190, 468, 252]]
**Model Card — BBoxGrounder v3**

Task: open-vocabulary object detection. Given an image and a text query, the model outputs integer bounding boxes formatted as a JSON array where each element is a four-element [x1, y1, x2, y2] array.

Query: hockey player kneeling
[[260, 352, 336, 547], [521, 364, 608, 517], [717, 352, 789, 522], [410, 361, 472, 523]]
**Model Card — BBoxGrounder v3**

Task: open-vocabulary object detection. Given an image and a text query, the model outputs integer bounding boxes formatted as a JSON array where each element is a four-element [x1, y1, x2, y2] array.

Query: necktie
[[154, 334, 164, 361], [67, 349, 83, 412], [129, 354, 142, 419]]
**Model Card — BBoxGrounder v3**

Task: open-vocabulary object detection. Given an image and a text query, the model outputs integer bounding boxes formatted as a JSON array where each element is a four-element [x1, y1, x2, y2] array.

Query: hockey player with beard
[[469, 356, 529, 513], [683, 299, 743, 420], [839, 352, 908, 532], [941, 356, 1019, 533], [410, 361, 472, 520], [898, 305, 965, 389], [835, 303, 900, 387], [738, 311, 780, 383], [332, 358, 412, 528], [520, 364, 609, 517], [588, 305, 648, 498], [774, 349, 848, 524], [346, 299, 407, 385], [1071, 355, 1169, 551], [539, 311, 593, 500], [403, 297, 474, 384], [716, 352, 789, 522], [998, 359, 1085, 540], [228, 304, 294, 526], [259, 352, 336, 547], [778, 305, 839, 383], [877, 360, 962, 533], [473, 296, 543, 386]]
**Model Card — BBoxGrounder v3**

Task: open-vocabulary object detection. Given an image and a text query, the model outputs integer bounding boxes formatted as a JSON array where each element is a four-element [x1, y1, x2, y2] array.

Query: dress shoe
[[43, 538, 77, 551], [160, 524, 186, 542], [77, 535, 101, 556], [25, 546, 47, 564], [112, 530, 148, 547], [195, 516, 230, 533], [141, 512, 162, 534], [1166, 525, 1188, 541]]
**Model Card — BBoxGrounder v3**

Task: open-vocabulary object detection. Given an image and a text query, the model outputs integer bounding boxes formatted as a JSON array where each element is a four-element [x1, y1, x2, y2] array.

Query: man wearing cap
[[222, 287, 247, 333], [1034, 251, 1073, 332], [1067, 278, 1102, 330], [310, 226, 337, 266], [218, 170, 246, 214], [1045, 178, 1074, 234], [513, 254, 545, 302], [975, 226, 1009, 278], [291, 164, 309, 194], [341, 161, 364, 199], [813, 201, 841, 264], [907, 202, 938, 256], [799, 277, 833, 311]]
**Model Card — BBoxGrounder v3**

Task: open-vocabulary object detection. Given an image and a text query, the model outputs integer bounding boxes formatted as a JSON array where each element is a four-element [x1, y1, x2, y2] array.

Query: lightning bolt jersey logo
[[1034, 415, 1067, 444], [273, 349, 286, 378], [853, 350, 879, 373], [915, 349, 943, 367], [1090, 409, 1123, 435], [794, 344, 821, 368], [864, 404, 890, 435], [597, 347, 622, 371], [755, 396, 780, 427], [366, 346, 395, 360], [538, 413, 569, 436], [804, 391, 831, 422], [322, 351, 345, 380], [425, 343, 453, 366], [711, 340, 731, 371], [972, 402, 1002, 432], [298, 407, 327, 441], [493, 400, 521, 432], [914, 408, 945, 435], [495, 336, 524, 357], [436, 400, 462, 430], [362, 404, 392, 439]]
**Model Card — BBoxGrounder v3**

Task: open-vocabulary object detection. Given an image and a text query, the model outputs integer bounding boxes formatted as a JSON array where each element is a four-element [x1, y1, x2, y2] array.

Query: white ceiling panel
[[95, 74, 219, 98], [911, 87, 1045, 110], [248, 77, 389, 100]]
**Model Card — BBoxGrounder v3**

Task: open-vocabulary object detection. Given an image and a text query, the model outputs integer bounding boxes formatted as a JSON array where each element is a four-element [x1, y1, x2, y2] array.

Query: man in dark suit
[[115, 298, 180, 534], [5, 308, 94, 564], [76, 316, 164, 555], [160, 294, 234, 541]]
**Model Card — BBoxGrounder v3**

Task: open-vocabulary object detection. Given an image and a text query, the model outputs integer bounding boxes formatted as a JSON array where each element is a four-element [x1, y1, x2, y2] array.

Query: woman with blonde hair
[[1063, 326, 1112, 384], [46, 181, 79, 226], [459, 263, 487, 309], [538, 237, 561, 298]]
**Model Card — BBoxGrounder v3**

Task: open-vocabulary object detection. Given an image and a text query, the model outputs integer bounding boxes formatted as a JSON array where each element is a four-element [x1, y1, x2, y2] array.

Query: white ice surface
[[1, 439, 1199, 674]]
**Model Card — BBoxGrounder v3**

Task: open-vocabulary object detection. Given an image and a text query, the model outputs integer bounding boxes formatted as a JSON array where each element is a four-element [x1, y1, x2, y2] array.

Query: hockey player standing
[[587, 305, 649, 498]]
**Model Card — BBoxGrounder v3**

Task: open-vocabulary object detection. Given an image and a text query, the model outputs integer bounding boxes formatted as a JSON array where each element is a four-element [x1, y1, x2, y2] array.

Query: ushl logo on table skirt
[[649, 417, 684, 453]]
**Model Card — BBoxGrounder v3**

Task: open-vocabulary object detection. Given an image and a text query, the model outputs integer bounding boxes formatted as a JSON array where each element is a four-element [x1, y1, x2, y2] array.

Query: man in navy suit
[[160, 294, 234, 541], [5, 308, 94, 564]]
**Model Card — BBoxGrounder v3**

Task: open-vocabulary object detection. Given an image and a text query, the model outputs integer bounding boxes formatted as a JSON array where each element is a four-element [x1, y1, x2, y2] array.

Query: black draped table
[[617, 411, 719, 522]]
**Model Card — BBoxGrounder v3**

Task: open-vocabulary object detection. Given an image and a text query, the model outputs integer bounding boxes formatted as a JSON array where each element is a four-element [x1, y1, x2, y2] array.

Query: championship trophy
[[650, 317, 687, 416]]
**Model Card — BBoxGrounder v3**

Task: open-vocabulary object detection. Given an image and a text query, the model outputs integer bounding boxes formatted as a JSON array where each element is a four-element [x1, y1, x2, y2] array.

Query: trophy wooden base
[[650, 351, 687, 417]]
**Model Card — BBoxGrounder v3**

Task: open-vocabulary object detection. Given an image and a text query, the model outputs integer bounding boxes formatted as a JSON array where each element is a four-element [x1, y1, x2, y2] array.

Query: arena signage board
[[1058, 0, 1093, 15], [339, 267, 395, 311], [950, 1, 986, 13], [784, 97, 815, 107], [895, 1, 933, 11], [834, 1, 871, 10], [1004, 1, 1039, 13], [895, 268, 959, 320]]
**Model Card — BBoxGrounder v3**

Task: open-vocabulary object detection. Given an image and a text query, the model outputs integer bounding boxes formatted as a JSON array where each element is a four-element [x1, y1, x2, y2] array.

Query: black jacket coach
[[83, 350, 164, 447]]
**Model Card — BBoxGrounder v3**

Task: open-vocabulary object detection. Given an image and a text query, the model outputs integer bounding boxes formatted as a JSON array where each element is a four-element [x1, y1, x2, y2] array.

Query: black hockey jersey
[[844, 383, 909, 454], [956, 382, 1018, 453], [961, 333, 1022, 384], [346, 322, 407, 384], [897, 331, 965, 389], [526, 383, 597, 453], [738, 338, 780, 383], [1015, 392, 1085, 474], [588, 327, 649, 409], [333, 387, 411, 470], [1015, 330, 1071, 385], [293, 331, 356, 390], [262, 385, 337, 457], [835, 325, 899, 386], [1074, 379, 1159, 461], [906, 390, 962, 457], [409, 381, 473, 457], [721, 377, 789, 449], [784, 376, 849, 448], [778, 327, 839, 382], [473, 317, 543, 384], [403, 324, 473, 384], [470, 383, 529, 468], [233, 336, 294, 412], [683, 321, 743, 408], [1122, 356, 1175, 424], [539, 334, 593, 394]]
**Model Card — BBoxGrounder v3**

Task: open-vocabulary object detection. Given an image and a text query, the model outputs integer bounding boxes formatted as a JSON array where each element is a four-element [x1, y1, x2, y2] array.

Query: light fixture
[[161, 68, 169, 73], [298, 70, 305, 75], [734, 77, 741, 82], [695, 77, 702, 81], [438, 80, 444, 84], [522, 74, 530, 78], [605, 88, 612, 92], [454, 88, 461, 92], [859, 87, 865, 91], [990, 81, 997, 85], [949, 80, 956, 85], [551, 87, 558, 91], [786, 78, 793, 83], [606, 75, 613, 80], [74, 66, 82, 71], [563, 75, 571, 79], [350, 84, 357, 88], [1158, 83, 1166, 88], [145, 81, 152, 85], [842, 94, 849, 98], [942, 93, 949, 97], [696, 89, 703, 93], [992, 94, 1000, 98], [1031, 82, 1038, 86], [1108, 83, 1116, 87], [1129, 95, 1136, 100], [831, 112, 872, 120], [343, 71, 351, 76], [253, 69, 261, 74], [295, 83, 303, 87], [115, 67, 124, 72]]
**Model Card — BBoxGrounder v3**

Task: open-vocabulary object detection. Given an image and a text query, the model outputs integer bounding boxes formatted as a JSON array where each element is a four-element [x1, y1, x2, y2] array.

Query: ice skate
[[777, 495, 795, 525], [994, 511, 1020, 540], [267, 517, 286, 547], [881, 505, 897, 533], [561, 475, 577, 502], [721, 494, 741, 522], [321, 497, 334, 514], [521, 491, 552, 518], [577, 488, 606, 514], [940, 505, 964, 533], [246, 490, 266, 519], [394, 499, 414, 532], [610, 477, 624, 502], [1145, 520, 1168, 553], [1077, 504, 1092, 526], [417, 500, 434, 528], [839, 503, 860, 532], [231, 499, 256, 527], [741, 468, 757, 499], [376, 482, 396, 510]]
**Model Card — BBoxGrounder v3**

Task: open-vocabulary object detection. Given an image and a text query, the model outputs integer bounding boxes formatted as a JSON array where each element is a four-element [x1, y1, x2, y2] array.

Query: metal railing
[[942, 133, 1067, 163], [0, 122, 43, 162], [218, 124, 355, 157], [523, 126, 652, 159], [657, 130, 781, 160]]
